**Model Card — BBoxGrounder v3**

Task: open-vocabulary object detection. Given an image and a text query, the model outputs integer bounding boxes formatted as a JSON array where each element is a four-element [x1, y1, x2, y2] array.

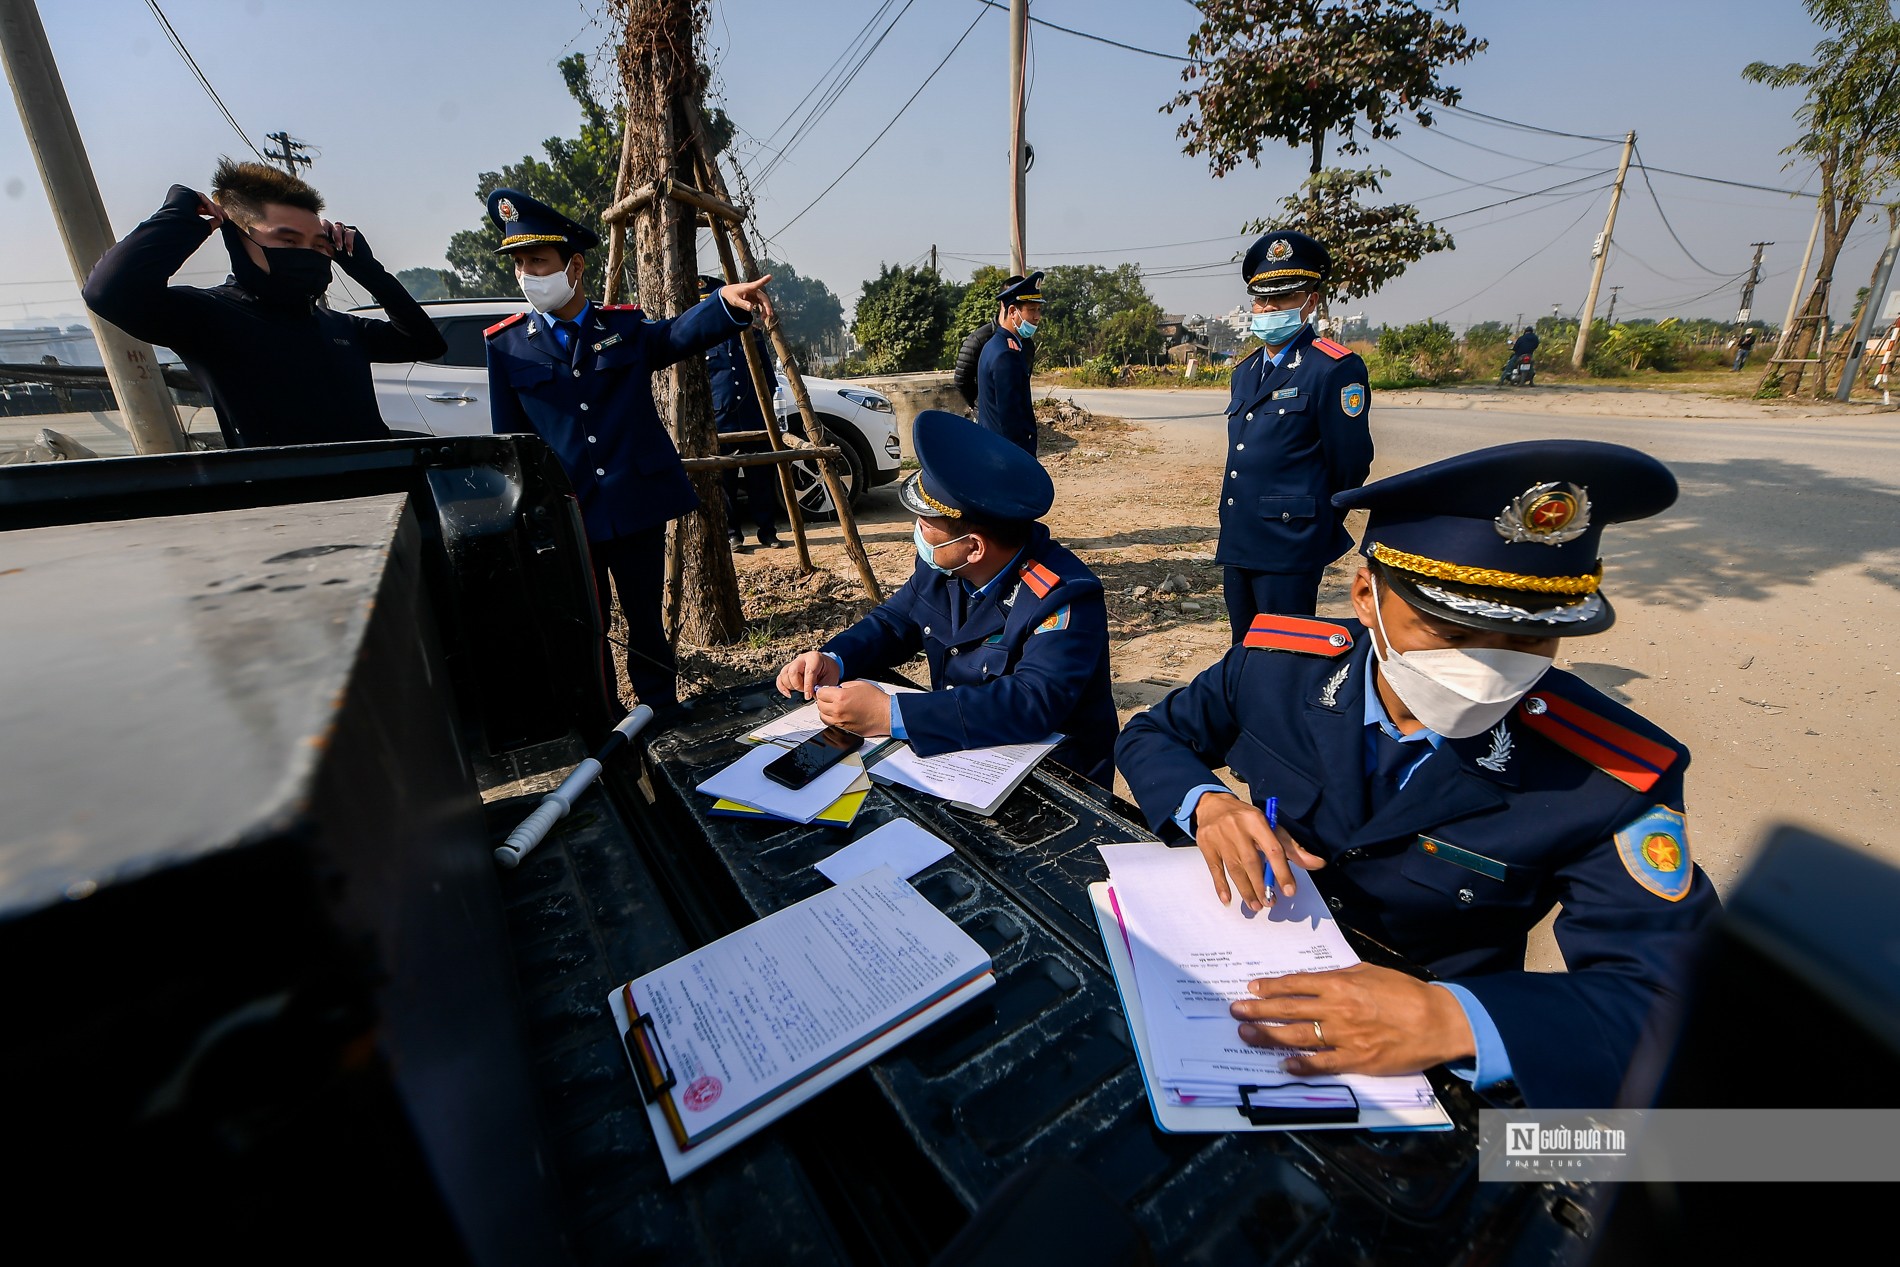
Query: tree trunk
[[623, 0, 744, 647], [1771, 196, 1859, 397], [1823, 203, 1899, 396]]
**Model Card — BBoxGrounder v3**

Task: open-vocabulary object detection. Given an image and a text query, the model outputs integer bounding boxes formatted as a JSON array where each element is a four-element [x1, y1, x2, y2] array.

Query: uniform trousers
[[590, 526, 676, 709], [720, 450, 779, 539], [1222, 566, 1325, 641]]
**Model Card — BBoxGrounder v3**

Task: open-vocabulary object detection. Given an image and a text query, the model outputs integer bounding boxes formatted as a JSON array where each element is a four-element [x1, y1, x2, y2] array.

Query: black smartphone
[[763, 725, 864, 790]]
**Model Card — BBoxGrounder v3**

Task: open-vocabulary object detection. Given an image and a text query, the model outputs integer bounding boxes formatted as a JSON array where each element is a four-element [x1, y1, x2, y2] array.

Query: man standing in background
[[976, 271, 1043, 454], [1217, 231, 1372, 636], [698, 274, 782, 553], [953, 275, 1035, 413]]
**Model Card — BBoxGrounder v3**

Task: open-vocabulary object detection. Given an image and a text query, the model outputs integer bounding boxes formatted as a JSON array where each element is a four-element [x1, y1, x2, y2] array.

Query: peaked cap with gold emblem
[[1332, 440, 1677, 636], [899, 409, 1054, 525], [486, 187, 602, 255]]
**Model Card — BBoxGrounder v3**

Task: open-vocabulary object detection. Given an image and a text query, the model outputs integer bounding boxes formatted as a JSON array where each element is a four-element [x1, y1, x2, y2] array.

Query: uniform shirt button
[[572, 369, 581, 378], [1278, 407, 1286, 415], [1327, 895, 1344, 912], [595, 467, 605, 476], [1282, 512, 1292, 522], [580, 402, 590, 411], [1245, 412, 1254, 421], [949, 647, 960, 656], [1226, 497, 1234, 506], [1230, 470, 1238, 478], [587, 435, 597, 443], [1457, 888, 1476, 905], [1236, 442, 1245, 451]]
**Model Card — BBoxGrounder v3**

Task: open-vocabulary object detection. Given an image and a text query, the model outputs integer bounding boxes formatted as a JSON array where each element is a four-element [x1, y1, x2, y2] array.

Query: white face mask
[[1369, 576, 1553, 739], [519, 265, 577, 314]]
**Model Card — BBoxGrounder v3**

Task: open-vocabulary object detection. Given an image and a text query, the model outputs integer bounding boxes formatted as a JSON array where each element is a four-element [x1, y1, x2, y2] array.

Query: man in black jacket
[[84, 160, 445, 448], [951, 276, 1035, 411]]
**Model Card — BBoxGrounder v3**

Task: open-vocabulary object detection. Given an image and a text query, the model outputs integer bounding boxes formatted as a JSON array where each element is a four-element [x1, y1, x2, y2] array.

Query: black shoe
[[758, 532, 784, 549], [727, 532, 748, 554]]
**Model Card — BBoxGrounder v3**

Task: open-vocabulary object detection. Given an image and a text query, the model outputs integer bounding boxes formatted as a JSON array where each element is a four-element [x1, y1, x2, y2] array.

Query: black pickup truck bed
[[0, 438, 1586, 1265]]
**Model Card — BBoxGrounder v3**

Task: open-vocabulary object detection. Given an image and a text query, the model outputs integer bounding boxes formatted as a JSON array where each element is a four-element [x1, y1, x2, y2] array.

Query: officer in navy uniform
[[483, 189, 772, 718], [776, 410, 1118, 785], [1116, 440, 1720, 1108], [976, 271, 1043, 455], [1219, 231, 1373, 636], [696, 274, 781, 552]]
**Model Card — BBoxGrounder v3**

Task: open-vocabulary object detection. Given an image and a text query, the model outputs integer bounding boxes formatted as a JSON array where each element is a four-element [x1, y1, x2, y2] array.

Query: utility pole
[[0, 0, 184, 453], [1772, 198, 1824, 366], [1007, 0, 1028, 275], [928, 243, 937, 276], [263, 130, 312, 176], [1736, 241, 1771, 327], [1572, 129, 1635, 371], [1604, 285, 1622, 329], [1834, 212, 1900, 402]]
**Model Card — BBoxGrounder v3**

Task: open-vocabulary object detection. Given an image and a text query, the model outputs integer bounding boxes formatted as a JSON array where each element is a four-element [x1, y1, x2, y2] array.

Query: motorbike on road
[[1500, 353, 1535, 387]]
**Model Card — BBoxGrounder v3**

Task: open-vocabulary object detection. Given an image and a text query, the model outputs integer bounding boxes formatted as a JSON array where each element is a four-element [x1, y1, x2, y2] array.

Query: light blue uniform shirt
[[1169, 670, 1515, 1089]]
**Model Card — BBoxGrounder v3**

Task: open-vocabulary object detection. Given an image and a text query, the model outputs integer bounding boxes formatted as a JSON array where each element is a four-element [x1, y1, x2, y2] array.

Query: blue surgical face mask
[[1016, 319, 1038, 338], [914, 522, 974, 574], [1250, 301, 1311, 346]]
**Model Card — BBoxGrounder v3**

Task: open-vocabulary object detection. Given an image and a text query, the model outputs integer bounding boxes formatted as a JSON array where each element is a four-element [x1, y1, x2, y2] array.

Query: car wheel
[[781, 415, 867, 522]]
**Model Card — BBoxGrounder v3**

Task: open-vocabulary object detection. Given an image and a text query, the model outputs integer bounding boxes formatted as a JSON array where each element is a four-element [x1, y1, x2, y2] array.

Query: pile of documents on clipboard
[[609, 865, 994, 1181], [715, 683, 1059, 818], [1093, 843, 1451, 1133]]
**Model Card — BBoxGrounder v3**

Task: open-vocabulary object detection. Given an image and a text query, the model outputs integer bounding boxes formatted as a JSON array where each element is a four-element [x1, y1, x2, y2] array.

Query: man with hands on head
[[775, 410, 1118, 786], [1115, 441, 1720, 1107], [83, 159, 446, 448]]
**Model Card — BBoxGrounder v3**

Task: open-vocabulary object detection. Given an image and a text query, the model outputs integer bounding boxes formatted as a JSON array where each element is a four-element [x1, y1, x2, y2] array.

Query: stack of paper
[[695, 744, 871, 827], [1095, 843, 1449, 1132], [741, 682, 924, 748], [609, 865, 995, 1181]]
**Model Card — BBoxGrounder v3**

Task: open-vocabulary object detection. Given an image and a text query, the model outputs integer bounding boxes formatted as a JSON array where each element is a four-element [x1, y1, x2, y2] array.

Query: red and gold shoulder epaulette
[[1018, 559, 1061, 598], [1312, 336, 1352, 360], [1006, 336, 1021, 352], [599, 303, 643, 312], [483, 312, 527, 338], [1516, 689, 1679, 792], [1242, 614, 1353, 656]]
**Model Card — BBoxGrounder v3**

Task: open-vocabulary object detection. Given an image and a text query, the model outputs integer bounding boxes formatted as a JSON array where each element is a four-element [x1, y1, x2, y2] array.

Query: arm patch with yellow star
[[1033, 604, 1071, 634], [1614, 805, 1692, 901]]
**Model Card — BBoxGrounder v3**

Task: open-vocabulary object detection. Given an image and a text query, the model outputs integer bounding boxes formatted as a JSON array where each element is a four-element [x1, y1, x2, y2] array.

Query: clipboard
[[1088, 882, 1452, 1134], [609, 972, 996, 1183]]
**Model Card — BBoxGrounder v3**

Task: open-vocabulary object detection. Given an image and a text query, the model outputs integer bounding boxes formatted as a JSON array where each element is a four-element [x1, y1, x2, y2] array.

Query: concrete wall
[[836, 371, 962, 459]]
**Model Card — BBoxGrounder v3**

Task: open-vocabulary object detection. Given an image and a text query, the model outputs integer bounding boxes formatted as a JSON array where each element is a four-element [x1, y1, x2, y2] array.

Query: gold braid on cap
[[500, 233, 569, 247], [910, 477, 962, 519], [1249, 267, 1322, 284], [1371, 543, 1601, 595]]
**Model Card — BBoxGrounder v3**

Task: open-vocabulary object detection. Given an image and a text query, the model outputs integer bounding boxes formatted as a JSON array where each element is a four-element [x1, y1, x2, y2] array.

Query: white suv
[[355, 298, 900, 517]]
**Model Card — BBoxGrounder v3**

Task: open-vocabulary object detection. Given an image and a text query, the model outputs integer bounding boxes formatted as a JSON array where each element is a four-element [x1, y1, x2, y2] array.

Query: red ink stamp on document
[[683, 1074, 722, 1111]]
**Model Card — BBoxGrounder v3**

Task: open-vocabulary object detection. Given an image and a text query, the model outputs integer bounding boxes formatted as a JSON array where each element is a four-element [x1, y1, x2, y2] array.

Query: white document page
[[744, 682, 924, 748], [1099, 841, 1354, 1018], [695, 743, 866, 824], [871, 737, 1059, 815], [622, 865, 991, 1147], [815, 818, 954, 885]]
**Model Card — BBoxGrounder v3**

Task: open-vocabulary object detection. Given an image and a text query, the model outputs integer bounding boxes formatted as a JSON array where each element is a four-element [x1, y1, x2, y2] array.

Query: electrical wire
[[769, 7, 988, 238], [972, 0, 1194, 62], [1434, 170, 1619, 222], [942, 233, 1245, 258], [1631, 144, 1731, 276], [1416, 125, 1617, 170], [1441, 102, 1620, 144], [144, 0, 266, 160], [1429, 191, 1609, 318], [753, 0, 919, 189]]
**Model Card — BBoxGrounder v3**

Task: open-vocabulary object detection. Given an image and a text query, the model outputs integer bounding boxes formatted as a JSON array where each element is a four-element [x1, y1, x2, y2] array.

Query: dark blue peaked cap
[[900, 410, 1054, 524], [996, 271, 1044, 305], [1243, 230, 1330, 296], [1332, 440, 1677, 636], [487, 187, 601, 254]]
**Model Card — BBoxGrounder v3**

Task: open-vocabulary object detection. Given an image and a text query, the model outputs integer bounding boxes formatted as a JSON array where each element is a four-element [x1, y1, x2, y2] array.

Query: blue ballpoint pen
[[1265, 796, 1278, 832]]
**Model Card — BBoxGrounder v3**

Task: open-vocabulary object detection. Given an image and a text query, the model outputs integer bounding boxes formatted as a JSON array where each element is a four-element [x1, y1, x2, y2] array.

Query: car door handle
[[425, 392, 477, 404]]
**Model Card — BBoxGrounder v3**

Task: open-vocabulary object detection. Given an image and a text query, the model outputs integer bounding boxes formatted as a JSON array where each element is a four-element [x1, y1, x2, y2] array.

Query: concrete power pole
[[1604, 285, 1622, 329], [1572, 130, 1636, 371], [1833, 213, 1900, 402], [0, 0, 185, 453], [1737, 241, 1771, 325], [1007, 0, 1028, 275], [263, 130, 312, 176]]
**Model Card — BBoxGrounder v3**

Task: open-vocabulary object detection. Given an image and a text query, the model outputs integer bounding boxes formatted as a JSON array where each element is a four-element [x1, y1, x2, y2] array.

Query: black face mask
[[222, 221, 333, 306]]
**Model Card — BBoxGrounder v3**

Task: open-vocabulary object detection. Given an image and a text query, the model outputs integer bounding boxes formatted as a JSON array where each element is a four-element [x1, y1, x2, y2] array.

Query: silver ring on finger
[[1312, 1020, 1324, 1046]]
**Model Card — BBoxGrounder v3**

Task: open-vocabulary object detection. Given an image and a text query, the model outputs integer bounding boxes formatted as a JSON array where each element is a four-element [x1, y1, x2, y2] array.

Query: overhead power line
[[770, 7, 988, 238], [1435, 170, 1618, 222], [144, 0, 264, 161], [1631, 144, 1730, 276], [1430, 191, 1609, 318], [1441, 102, 1620, 144], [754, 0, 919, 189], [942, 233, 1246, 258], [973, 0, 1193, 62]]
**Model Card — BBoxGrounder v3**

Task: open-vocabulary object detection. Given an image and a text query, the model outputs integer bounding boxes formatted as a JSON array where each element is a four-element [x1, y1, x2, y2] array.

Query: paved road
[[1058, 387, 1900, 897]]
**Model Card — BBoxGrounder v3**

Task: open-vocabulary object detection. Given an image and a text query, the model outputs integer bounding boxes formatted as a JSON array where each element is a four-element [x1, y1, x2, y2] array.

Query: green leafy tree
[[1038, 264, 1164, 365], [850, 264, 950, 373], [1375, 318, 1459, 382], [1169, 1, 1483, 306], [1744, 0, 1900, 394], [1248, 167, 1451, 303], [756, 258, 844, 366], [1464, 320, 1510, 347], [394, 268, 463, 301]]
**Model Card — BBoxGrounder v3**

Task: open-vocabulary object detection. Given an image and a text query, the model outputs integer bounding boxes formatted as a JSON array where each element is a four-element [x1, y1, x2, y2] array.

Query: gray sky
[[3, 0, 1888, 333]]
